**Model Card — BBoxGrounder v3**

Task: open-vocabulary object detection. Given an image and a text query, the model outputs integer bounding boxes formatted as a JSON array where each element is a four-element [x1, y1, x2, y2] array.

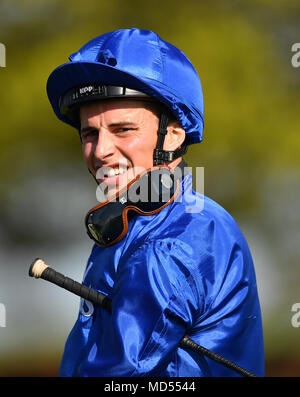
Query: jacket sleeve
[[91, 239, 201, 377]]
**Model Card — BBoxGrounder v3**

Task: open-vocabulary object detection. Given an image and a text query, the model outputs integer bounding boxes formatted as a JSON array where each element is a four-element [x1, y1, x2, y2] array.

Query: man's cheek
[[82, 144, 92, 162]]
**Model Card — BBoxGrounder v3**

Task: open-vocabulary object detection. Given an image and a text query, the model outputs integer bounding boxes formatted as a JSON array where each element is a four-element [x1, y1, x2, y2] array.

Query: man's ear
[[164, 121, 186, 151]]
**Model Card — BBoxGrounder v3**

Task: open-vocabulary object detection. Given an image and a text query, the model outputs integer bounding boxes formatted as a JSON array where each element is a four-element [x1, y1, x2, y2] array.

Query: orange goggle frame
[[85, 165, 182, 247]]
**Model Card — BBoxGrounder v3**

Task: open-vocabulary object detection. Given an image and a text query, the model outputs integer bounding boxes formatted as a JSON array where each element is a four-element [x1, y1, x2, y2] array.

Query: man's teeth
[[106, 168, 126, 177], [96, 166, 128, 179]]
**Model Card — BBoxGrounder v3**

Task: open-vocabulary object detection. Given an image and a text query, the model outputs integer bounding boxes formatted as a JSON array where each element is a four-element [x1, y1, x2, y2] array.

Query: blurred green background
[[0, 0, 300, 377]]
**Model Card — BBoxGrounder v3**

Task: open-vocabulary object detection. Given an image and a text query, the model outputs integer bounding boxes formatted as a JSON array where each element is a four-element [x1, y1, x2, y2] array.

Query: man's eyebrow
[[108, 121, 137, 128]]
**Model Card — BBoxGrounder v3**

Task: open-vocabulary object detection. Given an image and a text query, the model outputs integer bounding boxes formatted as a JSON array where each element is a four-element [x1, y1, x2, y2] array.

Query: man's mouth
[[96, 164, 129, 186]]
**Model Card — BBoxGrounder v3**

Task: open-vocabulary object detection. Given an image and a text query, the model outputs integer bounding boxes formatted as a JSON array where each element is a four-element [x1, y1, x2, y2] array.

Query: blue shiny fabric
[[59, 173, 265, 377], [46, 28, 204, 145]]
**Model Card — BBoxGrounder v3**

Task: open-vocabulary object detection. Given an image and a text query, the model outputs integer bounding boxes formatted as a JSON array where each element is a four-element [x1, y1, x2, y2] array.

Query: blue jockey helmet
[[46, 28, 204, 164]]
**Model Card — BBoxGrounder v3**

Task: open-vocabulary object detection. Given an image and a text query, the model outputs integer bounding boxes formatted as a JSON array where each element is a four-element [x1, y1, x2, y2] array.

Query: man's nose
[[94, 129, 115, 160]]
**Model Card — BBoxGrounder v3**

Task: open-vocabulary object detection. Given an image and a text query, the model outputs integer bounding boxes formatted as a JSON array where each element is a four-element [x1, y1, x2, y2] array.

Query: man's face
[[79, 99, 159, 199]]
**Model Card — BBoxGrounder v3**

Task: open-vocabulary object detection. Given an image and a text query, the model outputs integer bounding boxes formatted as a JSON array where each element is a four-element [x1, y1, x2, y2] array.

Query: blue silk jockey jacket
[[59, 172, 265, 377]]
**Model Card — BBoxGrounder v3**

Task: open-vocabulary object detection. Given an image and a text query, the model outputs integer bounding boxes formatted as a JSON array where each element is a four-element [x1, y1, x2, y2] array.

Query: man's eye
[[81, 130, 98, 139], [116, 128, 131, 133], [115, 127, 136, 134]]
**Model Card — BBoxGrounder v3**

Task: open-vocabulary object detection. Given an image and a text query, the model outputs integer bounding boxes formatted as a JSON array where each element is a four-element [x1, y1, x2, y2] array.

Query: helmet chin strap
[[153, 113, 187, 166]]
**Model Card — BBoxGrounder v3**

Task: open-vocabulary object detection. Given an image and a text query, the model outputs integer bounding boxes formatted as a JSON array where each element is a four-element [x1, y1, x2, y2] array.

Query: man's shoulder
[[171, 173, 242, 232], [169, 191, 244, 241], [128, 192, 250, 266]]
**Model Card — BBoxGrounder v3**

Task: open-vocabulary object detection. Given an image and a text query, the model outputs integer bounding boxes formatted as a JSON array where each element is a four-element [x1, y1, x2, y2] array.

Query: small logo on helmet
[[80, 86, 94, 95]]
